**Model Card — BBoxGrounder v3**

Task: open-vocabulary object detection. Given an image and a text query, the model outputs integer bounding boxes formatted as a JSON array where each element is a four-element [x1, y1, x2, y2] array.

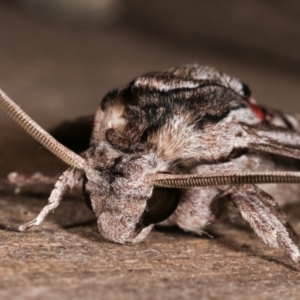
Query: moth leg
[[236, 124, 300, 160], [130, 225, 154, 243], [0, 171, 81, 197], [4, 172, 59, 195], [252, 186, 299, 243], [212, 184, 300, 263], [8, 172, 58, 185], [18, 168, 82, 231]]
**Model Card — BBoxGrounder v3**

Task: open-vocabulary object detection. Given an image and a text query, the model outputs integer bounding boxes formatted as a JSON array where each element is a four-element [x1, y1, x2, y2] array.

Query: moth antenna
[[0, 89, 87, 170], [152, 171, 300, 188]]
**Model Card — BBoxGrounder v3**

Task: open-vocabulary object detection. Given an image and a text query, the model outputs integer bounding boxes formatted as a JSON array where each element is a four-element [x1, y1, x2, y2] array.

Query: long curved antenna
[[152, 171, 300, 188], [0, 89, 87, 170]]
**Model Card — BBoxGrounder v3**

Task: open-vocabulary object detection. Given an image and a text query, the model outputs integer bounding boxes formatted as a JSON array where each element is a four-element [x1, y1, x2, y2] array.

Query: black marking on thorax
[[98, 69, 250, 156]]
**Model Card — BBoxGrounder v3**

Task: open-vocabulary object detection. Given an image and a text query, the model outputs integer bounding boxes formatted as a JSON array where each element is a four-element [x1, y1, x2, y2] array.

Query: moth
[[1, 64, 300, 263]]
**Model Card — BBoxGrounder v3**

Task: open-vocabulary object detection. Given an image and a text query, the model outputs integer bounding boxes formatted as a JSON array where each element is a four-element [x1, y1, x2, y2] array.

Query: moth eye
[[141, 188, 181, 226], [82, 175, 93, 211], [241, 82, 251, 97]]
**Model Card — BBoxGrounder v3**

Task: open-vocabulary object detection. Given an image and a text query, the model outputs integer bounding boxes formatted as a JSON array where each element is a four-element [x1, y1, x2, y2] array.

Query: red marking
[[249, 102, 265, 121]]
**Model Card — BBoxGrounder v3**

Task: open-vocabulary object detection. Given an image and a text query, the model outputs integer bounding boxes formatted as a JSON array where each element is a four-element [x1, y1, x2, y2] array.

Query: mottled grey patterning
[[1, 64, 300, 263]]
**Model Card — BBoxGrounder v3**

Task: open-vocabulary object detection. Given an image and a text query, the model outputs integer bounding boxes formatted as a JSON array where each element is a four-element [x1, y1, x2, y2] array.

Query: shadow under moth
[[1, 64, 300, 263]]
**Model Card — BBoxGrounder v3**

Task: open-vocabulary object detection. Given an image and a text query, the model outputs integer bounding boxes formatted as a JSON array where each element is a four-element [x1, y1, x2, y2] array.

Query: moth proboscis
[[1, 64, 300, 263]]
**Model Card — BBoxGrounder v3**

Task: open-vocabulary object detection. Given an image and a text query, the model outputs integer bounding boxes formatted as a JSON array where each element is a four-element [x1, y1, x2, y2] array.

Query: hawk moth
[[1, 64, 300, 263]]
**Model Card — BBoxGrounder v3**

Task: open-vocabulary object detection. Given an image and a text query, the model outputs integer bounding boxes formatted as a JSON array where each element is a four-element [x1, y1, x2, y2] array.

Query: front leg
[[0, 168, 83, 232], [18, 168, 83, 231], [212, 185, 300, 263]]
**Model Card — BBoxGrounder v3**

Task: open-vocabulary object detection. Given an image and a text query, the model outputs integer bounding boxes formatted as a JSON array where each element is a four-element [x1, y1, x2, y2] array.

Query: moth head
[[81, 141, 182, 243]]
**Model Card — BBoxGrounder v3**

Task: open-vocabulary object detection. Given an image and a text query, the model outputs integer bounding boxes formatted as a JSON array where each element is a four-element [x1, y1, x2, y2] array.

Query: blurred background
[[0, 0, 299, 173]]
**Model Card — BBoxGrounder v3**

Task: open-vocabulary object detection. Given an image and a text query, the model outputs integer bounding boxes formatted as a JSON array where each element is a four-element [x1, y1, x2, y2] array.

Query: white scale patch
[[92, 99, 127, 143]]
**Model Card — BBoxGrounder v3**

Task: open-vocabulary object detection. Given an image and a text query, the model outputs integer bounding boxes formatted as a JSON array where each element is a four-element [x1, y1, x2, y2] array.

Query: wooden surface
[[0, 3, 300, 299], [1, 190, 300, 300]]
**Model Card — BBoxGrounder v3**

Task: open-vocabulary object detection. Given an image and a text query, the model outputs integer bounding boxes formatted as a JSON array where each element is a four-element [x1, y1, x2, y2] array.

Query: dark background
[[0, 1, 300, 299]]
